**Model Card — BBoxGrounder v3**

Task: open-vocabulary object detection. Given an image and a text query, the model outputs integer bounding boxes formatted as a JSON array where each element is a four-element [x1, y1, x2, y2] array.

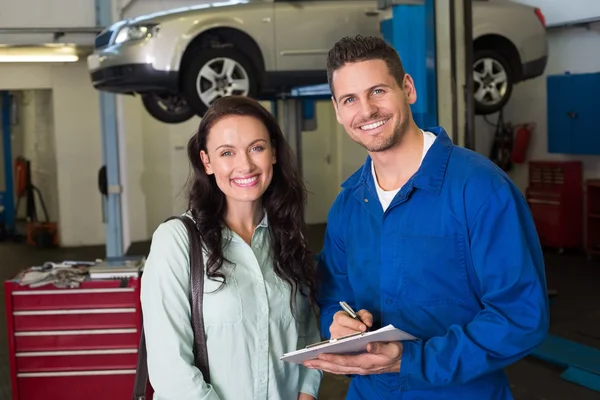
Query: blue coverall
[[317, 127, 549, 400]]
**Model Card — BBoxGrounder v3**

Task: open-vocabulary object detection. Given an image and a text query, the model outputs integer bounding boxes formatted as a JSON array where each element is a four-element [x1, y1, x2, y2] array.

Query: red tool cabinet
[[525, 161, 583, 250], [5, 277, 143, 400]]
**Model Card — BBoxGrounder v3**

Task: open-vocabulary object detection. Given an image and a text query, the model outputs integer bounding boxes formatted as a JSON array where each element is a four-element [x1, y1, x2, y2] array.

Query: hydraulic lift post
[[0, 91, 15, 239]]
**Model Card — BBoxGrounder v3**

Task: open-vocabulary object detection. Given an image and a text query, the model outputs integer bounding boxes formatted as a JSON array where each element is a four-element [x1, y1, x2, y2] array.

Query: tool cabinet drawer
[[14, 328, 139, 352], [12, 287, 137, 311], [13, 308, 138, 331], [17, 370, 136, 400], [16, 349, 138, 373]]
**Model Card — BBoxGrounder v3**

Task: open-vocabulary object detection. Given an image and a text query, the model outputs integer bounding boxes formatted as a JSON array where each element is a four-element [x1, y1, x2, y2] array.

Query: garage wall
[[123, 98, 353, 238], [14, 90, 60, 224], [138, 110, 199, 236], [0, 0, 95, 27], [0, 62, 105, 246], [475, 26, 600, 194]]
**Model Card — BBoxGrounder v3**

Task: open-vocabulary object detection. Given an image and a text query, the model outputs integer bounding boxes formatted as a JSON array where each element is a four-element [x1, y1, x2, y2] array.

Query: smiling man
[[309, 35, 550, 399]]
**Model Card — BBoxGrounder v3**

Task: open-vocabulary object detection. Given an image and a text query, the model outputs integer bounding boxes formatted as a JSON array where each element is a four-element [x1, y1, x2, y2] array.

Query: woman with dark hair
[[140, 96, 322, 400]]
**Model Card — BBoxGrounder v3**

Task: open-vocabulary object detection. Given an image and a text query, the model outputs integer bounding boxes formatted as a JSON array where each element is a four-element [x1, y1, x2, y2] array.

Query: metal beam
[[462, 0, 475, 150], [280, 99, 304, 178], [95, 0, 123, 257]]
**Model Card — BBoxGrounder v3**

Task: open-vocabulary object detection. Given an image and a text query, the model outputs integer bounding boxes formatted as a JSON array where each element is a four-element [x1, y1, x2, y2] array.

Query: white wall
[[138, 110, 199, 236], [475, 26, 600, 194], [0, 0, 95, 27], [0, 0, 97, 46], [14, 90, 60, 223], [0, 62, 105, 246], [123, 97, 357, 237], [301, 101, 345, 224]]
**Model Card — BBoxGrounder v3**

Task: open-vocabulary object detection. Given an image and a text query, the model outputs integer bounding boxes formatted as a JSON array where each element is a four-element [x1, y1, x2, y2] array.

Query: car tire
[[141, 92, 196, 124], [473, 49, 514, 115], [182, 48, 259, 117]]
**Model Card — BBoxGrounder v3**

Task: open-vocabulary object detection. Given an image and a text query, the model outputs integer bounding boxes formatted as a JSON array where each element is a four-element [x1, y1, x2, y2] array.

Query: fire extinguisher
[[511, 123, 535, 164]]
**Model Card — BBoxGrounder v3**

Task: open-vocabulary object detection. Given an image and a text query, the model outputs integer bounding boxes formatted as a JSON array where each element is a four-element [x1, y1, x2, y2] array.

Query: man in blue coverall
[[305, 35, 550, 399]]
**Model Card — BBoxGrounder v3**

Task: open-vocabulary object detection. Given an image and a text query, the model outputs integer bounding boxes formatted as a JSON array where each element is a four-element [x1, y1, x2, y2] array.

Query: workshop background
[[1, 0, 600, 399]]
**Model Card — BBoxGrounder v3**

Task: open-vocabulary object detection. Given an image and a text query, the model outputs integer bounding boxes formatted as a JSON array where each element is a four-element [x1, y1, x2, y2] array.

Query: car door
[[273, 0, 381, 71]]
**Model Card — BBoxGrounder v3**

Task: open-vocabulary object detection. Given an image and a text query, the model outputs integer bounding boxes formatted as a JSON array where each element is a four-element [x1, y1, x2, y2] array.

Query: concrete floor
[[2, 224, 600, 399]]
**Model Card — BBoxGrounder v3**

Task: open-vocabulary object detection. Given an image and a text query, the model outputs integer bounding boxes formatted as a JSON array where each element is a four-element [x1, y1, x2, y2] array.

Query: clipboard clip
[[305, 331, 364, 349]]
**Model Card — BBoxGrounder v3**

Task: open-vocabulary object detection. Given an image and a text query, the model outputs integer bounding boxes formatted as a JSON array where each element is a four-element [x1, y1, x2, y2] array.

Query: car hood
[[127, 0, 259, 24]]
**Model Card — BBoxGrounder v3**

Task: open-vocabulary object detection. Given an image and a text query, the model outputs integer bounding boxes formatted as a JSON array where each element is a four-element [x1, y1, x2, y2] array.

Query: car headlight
[[114, 24, 159, 44]]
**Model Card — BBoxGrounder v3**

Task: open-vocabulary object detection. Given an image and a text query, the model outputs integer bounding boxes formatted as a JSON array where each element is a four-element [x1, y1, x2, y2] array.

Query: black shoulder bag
[[132, 216, 211, 400]]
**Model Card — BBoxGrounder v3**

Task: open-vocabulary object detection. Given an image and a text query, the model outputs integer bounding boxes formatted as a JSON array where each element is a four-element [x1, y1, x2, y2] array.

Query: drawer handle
[[528, 199, 560, 206], [12, 288, 134, 295], [18, 369, 136, 378], [14, 308, 136, 316], [15, 328, 137, 336], [17, 349, 138, 357]]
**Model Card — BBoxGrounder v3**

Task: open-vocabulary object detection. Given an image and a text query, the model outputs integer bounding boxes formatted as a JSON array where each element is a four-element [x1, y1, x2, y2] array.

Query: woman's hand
[[297, 393, 316, 400]]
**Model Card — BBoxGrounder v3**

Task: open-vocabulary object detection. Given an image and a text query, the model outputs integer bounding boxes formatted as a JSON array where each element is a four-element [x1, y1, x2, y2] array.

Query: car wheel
[[141, 92, 196, 124], [182, 48, 259, 117], [473, 50, 513, 115]]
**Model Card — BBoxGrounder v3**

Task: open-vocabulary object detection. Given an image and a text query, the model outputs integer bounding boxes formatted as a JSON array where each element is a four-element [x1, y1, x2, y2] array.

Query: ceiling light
[[0, 54, 79, 62], [0, 45, 80, 63]]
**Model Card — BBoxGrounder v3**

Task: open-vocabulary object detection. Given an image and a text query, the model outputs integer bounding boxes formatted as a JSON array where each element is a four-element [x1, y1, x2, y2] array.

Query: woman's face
[[200, 115, 276, 207]]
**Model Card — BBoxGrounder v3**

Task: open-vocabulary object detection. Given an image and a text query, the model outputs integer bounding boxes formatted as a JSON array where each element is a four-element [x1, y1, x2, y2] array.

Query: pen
[[339, 301, 370, 332]]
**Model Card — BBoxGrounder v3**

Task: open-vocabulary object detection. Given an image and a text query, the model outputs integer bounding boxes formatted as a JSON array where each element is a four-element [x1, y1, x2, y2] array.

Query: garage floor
[[1, 224, 600, 400]]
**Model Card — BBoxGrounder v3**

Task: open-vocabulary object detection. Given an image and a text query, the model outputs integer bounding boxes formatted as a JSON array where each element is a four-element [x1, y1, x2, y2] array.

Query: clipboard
[[280, 324, 418, 364]]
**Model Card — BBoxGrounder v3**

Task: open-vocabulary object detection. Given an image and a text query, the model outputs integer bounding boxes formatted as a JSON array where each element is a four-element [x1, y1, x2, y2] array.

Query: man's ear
[[403, 74, 418, 105], [331, 96, 342, 124], [200, 150, 213, 175]]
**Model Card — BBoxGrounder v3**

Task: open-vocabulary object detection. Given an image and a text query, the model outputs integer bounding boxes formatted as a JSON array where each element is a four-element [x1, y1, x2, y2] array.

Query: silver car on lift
[[87, 0, 547, 124]]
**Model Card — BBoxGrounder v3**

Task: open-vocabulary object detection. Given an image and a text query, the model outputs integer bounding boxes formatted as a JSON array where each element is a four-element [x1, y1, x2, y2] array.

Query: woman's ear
[[200, 150, 213, 175], [271, 147, 276, 165]]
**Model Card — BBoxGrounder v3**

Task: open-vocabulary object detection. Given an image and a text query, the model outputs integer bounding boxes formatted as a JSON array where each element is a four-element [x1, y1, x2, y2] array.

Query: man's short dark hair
[[326, 35, 406, 97]]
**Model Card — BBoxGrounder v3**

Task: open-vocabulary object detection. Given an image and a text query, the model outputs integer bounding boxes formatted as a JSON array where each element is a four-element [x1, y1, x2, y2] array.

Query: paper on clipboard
[[280, 324, 418, 364]]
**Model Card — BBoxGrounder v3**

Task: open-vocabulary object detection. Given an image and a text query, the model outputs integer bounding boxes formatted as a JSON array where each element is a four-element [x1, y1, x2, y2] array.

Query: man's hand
[[297, 393, 315, 400], [329, 309, 373, 338], [303, 341, 403, 376]]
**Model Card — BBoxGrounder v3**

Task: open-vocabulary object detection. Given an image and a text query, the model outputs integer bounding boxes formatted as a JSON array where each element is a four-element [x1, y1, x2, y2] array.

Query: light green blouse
[[140, 215, 323, 400]]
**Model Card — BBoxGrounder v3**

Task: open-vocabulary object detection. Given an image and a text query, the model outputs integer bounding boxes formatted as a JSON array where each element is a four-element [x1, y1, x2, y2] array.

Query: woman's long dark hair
[[186, 95, 316, 313]]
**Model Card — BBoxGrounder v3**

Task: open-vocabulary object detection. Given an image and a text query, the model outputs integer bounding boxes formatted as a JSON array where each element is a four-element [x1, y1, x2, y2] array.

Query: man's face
[[331, 59, 417, 153]]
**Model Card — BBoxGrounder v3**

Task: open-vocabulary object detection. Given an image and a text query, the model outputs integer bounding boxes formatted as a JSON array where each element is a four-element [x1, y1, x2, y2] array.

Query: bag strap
[[132, 326, 149, 400], [132, 215, 210, 400], [176, 215, 211, 383]]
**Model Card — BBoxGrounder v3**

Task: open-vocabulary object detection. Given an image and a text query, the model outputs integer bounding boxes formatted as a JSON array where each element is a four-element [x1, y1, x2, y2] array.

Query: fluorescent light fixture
[[0, 54, 79, 62], [0, 44, 80, 63]]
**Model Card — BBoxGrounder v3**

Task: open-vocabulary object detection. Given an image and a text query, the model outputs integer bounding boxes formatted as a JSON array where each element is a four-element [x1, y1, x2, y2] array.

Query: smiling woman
[[140, 95, 323, 400], [199, 115, 276, 208]]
